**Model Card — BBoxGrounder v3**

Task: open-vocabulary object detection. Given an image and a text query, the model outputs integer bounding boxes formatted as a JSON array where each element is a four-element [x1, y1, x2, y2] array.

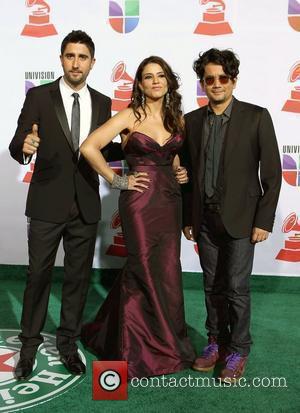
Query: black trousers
[[197, 207, 255, 356], [19, 201, 98, 358]]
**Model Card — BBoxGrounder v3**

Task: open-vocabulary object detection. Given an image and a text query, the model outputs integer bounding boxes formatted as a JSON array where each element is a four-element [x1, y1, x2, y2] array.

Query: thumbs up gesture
[[23, 124, 40, 155]]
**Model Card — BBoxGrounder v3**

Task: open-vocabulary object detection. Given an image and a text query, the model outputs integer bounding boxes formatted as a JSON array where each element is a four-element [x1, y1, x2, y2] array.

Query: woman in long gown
[[80, 56, 195, 379]]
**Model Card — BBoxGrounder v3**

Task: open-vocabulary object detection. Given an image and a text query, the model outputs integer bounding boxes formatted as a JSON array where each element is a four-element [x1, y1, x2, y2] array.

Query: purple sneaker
[[220, 352, 248, 382], [193, 336, 226, 372]]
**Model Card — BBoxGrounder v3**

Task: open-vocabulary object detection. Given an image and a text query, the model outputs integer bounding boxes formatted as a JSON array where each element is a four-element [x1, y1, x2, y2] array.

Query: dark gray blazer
[[182, 98, 282, 239], [9, 78, 123, 224]]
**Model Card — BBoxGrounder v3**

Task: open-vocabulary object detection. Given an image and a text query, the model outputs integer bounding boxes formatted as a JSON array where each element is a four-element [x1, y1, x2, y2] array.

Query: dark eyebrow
[[143, 71, 165, 76], [64, 53, 89, 58]]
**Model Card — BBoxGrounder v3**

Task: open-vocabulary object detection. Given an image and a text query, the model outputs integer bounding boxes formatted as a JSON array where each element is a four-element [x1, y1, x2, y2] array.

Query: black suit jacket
[[182, 98, 282, 239], [9, 78, 123, 224]]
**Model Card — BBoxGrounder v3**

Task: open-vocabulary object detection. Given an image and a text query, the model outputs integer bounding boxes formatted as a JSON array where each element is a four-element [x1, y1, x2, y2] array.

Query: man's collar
[[60, 77, 88, 97], [207, 97, 234, 118]]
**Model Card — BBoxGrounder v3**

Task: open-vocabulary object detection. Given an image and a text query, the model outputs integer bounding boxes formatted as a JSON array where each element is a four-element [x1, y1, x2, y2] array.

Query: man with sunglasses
[[182, 48, 281, 382]]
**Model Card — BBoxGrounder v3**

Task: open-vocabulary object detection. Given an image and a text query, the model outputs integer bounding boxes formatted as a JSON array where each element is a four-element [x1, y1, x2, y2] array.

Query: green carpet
[[0, 265, 299, 413]]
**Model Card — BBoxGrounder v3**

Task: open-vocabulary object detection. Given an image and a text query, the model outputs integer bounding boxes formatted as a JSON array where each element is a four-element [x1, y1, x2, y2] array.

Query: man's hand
[[22, 124, 40, 156], [251, 227, 269, 243], [183, 226, 195, 241], [175, 166, 189, 184]]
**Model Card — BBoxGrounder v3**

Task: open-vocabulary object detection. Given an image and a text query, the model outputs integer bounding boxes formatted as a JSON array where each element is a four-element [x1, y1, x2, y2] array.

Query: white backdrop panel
[[0, 1, 299, 276]]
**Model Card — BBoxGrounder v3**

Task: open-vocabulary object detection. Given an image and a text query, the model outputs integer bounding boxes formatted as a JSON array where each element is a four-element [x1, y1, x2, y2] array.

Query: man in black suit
[[9, 30, 122, 379], [182, 49, 281, 382]]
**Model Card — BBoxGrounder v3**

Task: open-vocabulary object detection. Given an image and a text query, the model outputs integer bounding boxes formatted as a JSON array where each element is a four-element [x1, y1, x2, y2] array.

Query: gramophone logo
[[194, 0, 233, 36], [276, 212, 300, 262], [109, 0, 139, 33], [288, 0, 300, 31], [282, 61, 300, 113], [21, 0, 57, 38], [106, 210, 128, 257], [22, 161, 35, 184], [106, 161, 128, 257], [194, 244, 199, 255], [282, 146, 300, 187], [111, 62, 133, 112], [197, 79, 208, 107]]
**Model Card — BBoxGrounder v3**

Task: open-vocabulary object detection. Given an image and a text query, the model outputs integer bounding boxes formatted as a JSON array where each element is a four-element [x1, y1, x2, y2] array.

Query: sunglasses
[[203, 75, 231, 86]]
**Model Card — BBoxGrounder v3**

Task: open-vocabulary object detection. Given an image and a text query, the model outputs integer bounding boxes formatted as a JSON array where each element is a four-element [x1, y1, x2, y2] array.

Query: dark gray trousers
[[197, 207, 255, 356], [19, 201, 97, 358]]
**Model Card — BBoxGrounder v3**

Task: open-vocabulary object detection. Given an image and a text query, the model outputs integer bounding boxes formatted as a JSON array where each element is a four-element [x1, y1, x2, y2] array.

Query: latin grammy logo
[[276, 212, 300, 262], [21, 0, 57, 38], [282, 62, 300, 113], [111, 62, 133, 112], [106, 210, 128, 257], [194, 0, 233, 36]]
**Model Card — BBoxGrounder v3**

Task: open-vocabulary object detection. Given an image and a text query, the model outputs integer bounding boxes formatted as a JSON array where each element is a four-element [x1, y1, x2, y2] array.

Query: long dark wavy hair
[[129, 56, 184, 134]]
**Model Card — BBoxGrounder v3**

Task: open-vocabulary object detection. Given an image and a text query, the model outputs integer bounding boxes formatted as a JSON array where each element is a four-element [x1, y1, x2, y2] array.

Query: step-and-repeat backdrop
[[1, 1, 299, 276]]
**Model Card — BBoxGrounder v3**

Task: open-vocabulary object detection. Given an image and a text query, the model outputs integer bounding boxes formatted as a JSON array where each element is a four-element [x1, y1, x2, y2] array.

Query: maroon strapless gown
[[81, 132, 195, 379]]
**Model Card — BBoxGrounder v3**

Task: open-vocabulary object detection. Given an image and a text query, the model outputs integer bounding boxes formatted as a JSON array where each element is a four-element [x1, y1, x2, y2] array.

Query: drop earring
[[165, 91, 170, 108]]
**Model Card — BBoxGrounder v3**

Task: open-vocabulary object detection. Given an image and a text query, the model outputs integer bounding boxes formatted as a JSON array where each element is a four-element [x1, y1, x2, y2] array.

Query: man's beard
[[65, 72, 85, 87]]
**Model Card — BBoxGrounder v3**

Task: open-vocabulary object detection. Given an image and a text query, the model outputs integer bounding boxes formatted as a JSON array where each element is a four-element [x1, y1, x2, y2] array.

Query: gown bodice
[[123, 131, 184, 168]]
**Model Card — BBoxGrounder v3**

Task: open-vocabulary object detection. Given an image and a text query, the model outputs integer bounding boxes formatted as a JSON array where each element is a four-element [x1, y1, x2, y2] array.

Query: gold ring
[[31, 139, 35, 146]]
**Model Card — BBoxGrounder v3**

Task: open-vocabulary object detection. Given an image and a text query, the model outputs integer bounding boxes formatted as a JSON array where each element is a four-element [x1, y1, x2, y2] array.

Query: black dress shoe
[[60, 353, 86, 375], [15, 357, 34, 380]]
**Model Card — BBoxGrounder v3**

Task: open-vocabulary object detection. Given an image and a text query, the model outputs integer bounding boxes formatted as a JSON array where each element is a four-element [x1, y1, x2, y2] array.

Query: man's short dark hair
[[193, 48, 240, 81], [61, 30, 95, 58]]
